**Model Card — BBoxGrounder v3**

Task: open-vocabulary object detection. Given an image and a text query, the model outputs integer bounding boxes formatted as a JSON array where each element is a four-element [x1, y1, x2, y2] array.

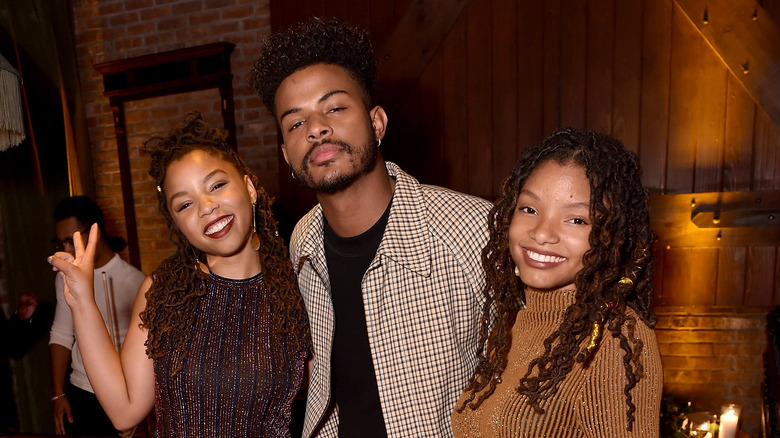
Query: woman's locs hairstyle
[[460, 128, 656, 431], [138, 111, 310, 375]]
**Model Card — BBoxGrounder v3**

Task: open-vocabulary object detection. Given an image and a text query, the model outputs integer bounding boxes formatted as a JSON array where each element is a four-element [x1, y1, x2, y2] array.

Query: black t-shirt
[[324, 201, 392, 438]]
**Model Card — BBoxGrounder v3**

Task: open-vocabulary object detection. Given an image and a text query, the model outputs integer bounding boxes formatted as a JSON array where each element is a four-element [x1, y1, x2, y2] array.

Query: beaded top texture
[[153, 271, 306, 437]]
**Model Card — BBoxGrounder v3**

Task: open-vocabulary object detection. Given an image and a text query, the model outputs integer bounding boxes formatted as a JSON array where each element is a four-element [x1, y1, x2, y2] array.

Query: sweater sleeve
[[577, 319, 664, 437]]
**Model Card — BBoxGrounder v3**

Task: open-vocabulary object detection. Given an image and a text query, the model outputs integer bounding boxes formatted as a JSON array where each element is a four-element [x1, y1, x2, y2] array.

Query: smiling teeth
[[527, 249, 566, 263], [205, 216, 233, 235]]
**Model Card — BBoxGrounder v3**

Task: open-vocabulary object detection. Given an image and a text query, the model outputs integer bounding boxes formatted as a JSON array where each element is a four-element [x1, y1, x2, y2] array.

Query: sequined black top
[[153, 271, 306, 437]]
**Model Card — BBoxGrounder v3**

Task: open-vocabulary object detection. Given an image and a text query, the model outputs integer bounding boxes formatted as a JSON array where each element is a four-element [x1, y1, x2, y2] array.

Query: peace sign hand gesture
[[47, 223, 98, 311]]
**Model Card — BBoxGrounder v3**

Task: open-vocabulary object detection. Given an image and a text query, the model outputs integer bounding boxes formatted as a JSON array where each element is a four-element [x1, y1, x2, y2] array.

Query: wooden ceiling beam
[[675, 0, 780, 129], [376, 0, 470, 114]]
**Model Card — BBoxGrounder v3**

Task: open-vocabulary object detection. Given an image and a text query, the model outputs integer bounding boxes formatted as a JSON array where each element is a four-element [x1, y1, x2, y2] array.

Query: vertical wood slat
[[662, 247, 719, 306], [753, 108, 780, 190], [612, 0, 644, 153], [585, 0, 614, 133], [559, 0, 587, 130], [692, 37, 728, 193], [490, 0, 518, 195], [723, 75, 756, 192], [652, 244, 666, 306], [345, 0, 369, 29], [515, 0, 545, 159], [666, 4, 699, 193], [368, 0, 395, 48], [542, 0, 562, 134], [466, 0, 493, 198], [639, 0, 672, 192], [442, 12, 469, 194], [745, 247, 778, 306], [716, 247, 746, 306], [416, 47, 446, 186], [764, 0, 780, 24]]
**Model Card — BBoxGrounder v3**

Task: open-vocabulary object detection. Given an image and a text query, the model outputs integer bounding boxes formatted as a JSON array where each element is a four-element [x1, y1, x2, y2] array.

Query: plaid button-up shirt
[[291, 162, 492, 438]]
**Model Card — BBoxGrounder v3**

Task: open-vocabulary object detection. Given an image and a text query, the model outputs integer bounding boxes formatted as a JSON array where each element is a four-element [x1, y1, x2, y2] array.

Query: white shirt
[[49, 253, 145, 392]]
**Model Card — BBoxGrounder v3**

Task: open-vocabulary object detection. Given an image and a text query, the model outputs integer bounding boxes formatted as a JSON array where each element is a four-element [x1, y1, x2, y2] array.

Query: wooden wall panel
[[466, 0, 493, 198], [585, 0, 614, 133], [441, 12, 470, 194], [754, 109, 780, 189], [542, 0, 562, 134], [515, 1, 545, 156], [368, 1, 395, 42], [418, 48, 445, 187], [559, 0, 587, 130], [716, 247, 746, 306], [745, 247, 778, 306], [490, 0, 518, 193], [723, 76, 756, 192], [666, 5, 700, 194], [691, 44, 727, 194], [639, 0, 672, 192], [662, 247, 719, 306], [612, 0, 644, 153]]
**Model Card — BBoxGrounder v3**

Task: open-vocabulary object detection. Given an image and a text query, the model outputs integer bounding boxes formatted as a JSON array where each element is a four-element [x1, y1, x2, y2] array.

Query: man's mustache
[[301, 139, 352, 170]]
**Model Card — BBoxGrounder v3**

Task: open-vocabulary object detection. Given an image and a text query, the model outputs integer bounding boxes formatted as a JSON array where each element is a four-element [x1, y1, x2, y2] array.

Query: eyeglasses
[[52, 227, 91, 253]]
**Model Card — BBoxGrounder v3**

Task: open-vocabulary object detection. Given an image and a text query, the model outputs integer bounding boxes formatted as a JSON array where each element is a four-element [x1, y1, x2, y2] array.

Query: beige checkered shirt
[[290, 162, 491, 438]]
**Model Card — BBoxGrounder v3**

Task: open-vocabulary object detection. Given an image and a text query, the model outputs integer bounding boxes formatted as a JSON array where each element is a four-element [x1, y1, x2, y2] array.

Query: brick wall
[[655, 309, 767, 437], [71, 0, 277, 275]]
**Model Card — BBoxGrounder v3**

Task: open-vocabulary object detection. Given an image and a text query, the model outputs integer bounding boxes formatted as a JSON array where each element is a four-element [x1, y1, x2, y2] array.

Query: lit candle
[[719, 408, 739, 438], [698, 422, 712, 438]]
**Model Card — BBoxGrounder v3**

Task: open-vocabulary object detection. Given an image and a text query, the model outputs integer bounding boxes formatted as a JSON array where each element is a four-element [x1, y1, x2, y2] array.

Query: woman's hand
[[47, 223, 98, 310]]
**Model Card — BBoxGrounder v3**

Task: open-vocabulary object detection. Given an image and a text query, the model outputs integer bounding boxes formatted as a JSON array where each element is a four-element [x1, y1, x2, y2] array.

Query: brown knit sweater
[[452, 289, 663, 437]]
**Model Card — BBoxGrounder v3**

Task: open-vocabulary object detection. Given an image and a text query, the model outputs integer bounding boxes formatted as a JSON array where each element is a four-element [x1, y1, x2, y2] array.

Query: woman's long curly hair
[[458, 128, 656, 430], [139, 112, 310, 376]]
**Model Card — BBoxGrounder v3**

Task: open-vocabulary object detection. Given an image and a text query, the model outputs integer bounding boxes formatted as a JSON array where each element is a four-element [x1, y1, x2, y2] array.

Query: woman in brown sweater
[[453, 128, 662, 437]]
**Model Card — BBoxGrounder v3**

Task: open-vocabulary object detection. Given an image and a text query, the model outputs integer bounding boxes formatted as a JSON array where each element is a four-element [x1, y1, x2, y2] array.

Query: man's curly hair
[[458, 128, 656, 431], [139, 111, 310, 375], [248, 17, 377, 120]]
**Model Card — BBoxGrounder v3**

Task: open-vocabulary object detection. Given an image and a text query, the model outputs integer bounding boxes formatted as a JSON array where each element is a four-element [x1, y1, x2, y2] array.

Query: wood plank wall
[[271, 0, 780, 310]]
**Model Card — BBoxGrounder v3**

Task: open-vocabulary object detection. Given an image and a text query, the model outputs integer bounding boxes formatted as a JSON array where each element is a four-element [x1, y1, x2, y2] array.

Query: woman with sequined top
[[452, 128, 662, 437], [48, 112, 310, 437]]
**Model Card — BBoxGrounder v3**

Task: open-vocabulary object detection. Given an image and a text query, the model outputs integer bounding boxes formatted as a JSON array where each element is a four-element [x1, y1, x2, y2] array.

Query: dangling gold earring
[[250, 202, 260, 251]]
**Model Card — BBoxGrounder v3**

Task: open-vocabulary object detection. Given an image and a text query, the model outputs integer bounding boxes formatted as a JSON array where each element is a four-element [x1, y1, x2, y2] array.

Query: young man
[[251, 18, 491, 438], [48, 196, 145, 436]]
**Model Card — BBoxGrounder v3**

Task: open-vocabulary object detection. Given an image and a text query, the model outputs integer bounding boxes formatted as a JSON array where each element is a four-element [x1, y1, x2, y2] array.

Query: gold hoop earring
[[250, 202, 260, 251]]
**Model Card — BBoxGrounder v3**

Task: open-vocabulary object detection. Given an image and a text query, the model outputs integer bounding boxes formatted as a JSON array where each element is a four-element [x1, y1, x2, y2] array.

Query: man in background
[[49, 196, 145, 436]]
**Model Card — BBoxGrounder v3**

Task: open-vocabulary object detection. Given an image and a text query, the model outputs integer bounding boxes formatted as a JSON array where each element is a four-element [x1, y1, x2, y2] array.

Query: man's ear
[[281, 143, 290, 165], [369, 106, 388, 141]]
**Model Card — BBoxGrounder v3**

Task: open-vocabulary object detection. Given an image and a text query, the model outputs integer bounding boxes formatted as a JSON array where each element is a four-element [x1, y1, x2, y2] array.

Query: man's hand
[[52, 396, 73, 435]]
